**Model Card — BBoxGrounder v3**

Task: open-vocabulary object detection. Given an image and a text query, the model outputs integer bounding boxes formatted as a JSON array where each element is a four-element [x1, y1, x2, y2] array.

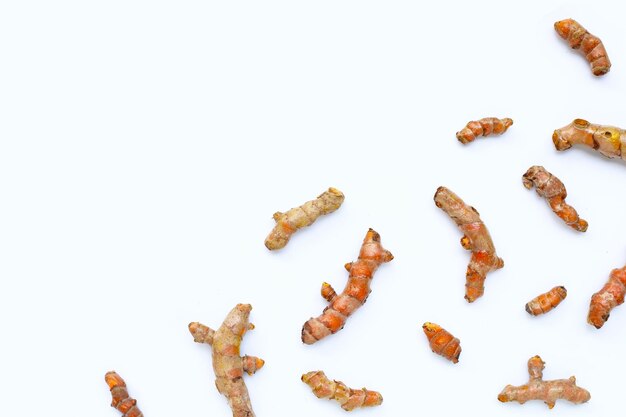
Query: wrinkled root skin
[[301, 370, 383, 411], [523, 166, 588, 232], [588, 266, 626, 329], [434, 186, 504, 302], [498, 356, 591, 409], [105, 372, 144, 417], [456, 117, 513, 144], [553, 119, 626, 161], [525, 286, 567, 316], [554, 18, 611, 76], [422, 322, 461, 363]]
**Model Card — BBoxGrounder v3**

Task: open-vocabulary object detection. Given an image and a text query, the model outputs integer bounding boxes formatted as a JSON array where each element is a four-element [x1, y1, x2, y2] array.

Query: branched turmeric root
[[422, 322, 461, 363], [189, 304, 265, 417], [498, 355, 591, 408], [301, 370, 383, 411], [105, 371, 144, 417], [525, 286, 567, 316], [434, 187, 504, 302], [522, 166, 588, 232], [456, 117, 513, 144], [553, 119, 626, 160], [265, 187, 345, 250], [301, 228, 393, 344], [588, 265, 626, 329], [555, 18, 611, 76]]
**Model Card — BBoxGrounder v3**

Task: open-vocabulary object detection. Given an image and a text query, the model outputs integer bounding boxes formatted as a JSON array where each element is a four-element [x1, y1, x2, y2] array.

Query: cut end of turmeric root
[[525, 286, 567, 316], [554, 18, 611, 76], [456, 117, 513, 144], [301, 370, 383, 411], [422, 322, 461, 363]]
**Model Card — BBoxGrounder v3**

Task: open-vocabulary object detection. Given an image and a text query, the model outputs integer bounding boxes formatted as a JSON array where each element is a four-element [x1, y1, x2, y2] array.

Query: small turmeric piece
[[301, 370, 383, 411], [553, 119, 626, 160], [588, 265, 626, 329], [434, 186, 504, 302], [189, 304, 265, 417], [522, 166, 588, 232], [422, 322, 461, 363], [525, 286, 567, 316], [105, 371, 144, 417], [498, 355, 591, 408], [456, 117, 513, 144], [265, 187, 345, 250], [554, 18, 611, 76], [301, 228, 393, 344]]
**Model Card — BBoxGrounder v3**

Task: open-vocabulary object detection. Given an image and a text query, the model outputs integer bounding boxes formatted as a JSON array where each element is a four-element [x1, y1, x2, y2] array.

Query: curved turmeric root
[[105, 371, 144, 417], [422, 322, 461, 363], [522, 166, 588, 232], [553, 119, 626, 161], [434, 187, 504, 302], [301, 370, 383, 411], [265, 187, 345, 250], [555, 18, 611, 76], [525, 286, 567, 316], [498, 355, 591, 409], [189, 304, 265, 417], [456, 117, 513, 144], [301, 228, 393, 344], [588, 265, 626, 329]]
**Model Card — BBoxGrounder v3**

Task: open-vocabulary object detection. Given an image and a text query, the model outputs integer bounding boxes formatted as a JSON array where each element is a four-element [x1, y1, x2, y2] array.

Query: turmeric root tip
[[422, 322, 462, 363], [456, 117, 513, 144], [554, 18, 611, 76], [301, 370, 383, 411], [105, 371, 144, 417]]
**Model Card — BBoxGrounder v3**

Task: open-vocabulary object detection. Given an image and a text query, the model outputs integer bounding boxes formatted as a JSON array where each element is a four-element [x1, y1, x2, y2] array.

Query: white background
[[2, 0, 626, 416]]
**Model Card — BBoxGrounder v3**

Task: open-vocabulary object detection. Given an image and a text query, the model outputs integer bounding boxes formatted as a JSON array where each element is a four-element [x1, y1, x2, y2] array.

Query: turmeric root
[[301, 370, 383, 411], [525, 286, 567, 316], [498, 355, 591, 408], [189, 304, 264, 417], [553, 119, 626, 160], [588, 265, 626, 328], [456, 117, 513, 144], [265, 187, 345, 250], [434, 186, 504, 302], [554, 18, 611, 76], [105, 371, 144, 417], [301, 228, 393, 344], [422, 322, 461, 363], [522, 166, 588, 232]]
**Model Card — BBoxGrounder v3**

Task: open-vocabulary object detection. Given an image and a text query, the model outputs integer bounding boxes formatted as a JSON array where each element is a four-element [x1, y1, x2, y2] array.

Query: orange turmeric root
[[105, 371, 144, 417], [456, 117, 513, 144], [301, 228, 393, 344], [525, 286, 567, 316], [498, 355, 591, 408], [553, 118, 626, 160], [522, 166, 588, 232], [588, 265, 626, 329], [434, 186, 504, 302], [422, 322, 461, 363], [189, 304, 265, 417], [265, 187, 345, 250], [554, 18, 611, 76], [301, 370, 383, 411]]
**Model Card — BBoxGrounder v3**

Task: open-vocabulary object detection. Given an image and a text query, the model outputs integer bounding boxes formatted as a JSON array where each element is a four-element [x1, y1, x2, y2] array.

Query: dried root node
[[525, 286, 567, 316], [301, 370, 383, 411], [105, 371, 144, 417], [456, 117, 513, 144]]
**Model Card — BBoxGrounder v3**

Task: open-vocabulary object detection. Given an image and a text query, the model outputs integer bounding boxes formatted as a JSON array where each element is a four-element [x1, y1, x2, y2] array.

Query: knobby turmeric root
[[525, 286, 567, 316], [105, 371, 144, 417], [301, 370, 383, 411], [588, 265, 626, 329], [554, 18, 611, 76], [553, 119, 626, 160], [301, 228, 393, 344], [422, 322, 461, 363], [434, 187, 504, 302], [522, 166, 588, 232], [265, 187, 345, 250], [456, 117, 513, 144], [498, 355, 591, 408], [189, 304, 265, 417]]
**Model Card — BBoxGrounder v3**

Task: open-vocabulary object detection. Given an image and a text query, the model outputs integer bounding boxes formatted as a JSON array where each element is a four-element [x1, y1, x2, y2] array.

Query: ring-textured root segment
[[105, 372, 144, 417], [498, 355, 591, 409], [588, 265, 626, 329], [265, 187, 345, 250], [525, 286, 567, 316], [189, 304, 265, 417], [553, 118, 626, 161], [456, 117, 513, 144], [434, 187, 504, 302], [554, 18, 611, 76], [301, 228, 393, 344], [301, 370, 383, 411], [422, 322, 461, 363], [522, 166, 588, 232]]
